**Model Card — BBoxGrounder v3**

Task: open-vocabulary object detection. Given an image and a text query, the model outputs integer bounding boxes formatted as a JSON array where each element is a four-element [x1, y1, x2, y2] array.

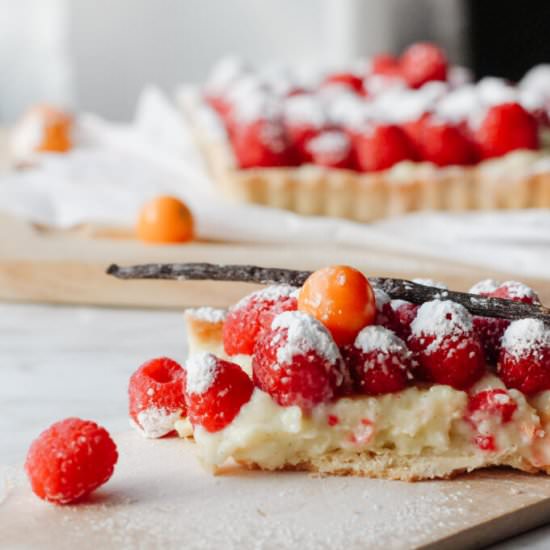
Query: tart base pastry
[[180, 91, 550, 222], [237, 449, 536, 481]]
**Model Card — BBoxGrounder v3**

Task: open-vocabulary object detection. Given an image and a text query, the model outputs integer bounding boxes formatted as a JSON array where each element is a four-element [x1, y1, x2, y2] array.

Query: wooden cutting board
[[2, 212, 550, 309], [3, 432, 550, 550]]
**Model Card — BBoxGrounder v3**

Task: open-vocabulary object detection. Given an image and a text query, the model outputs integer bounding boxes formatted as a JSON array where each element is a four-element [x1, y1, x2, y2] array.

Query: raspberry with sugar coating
[[129, 357, 187, 438], [25, 418, 118, 504]]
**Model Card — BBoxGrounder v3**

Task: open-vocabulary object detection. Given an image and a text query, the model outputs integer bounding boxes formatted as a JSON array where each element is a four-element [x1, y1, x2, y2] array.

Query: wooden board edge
[[422, 497, 550, 549]]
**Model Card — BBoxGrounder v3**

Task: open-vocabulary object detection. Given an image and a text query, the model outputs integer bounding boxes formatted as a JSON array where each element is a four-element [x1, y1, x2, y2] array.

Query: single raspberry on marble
[[348, 325, 414, 395], [223, 285, 298, 356], [129, 357, 187, 438], [252, 310, 349, 409], [25, 418, 118, 505], [185, 353, 254, 432], [408, 300, 486, 390]]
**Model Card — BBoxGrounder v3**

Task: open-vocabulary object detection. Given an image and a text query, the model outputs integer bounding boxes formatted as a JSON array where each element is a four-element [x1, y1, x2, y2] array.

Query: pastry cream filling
[[177, 374, 544, 470]]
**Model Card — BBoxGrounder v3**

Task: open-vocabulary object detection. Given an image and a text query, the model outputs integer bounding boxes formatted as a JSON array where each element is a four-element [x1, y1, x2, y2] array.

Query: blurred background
[[0, 0, 471, 121]]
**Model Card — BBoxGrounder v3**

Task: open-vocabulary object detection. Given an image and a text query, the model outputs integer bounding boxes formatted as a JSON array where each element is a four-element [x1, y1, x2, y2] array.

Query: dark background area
[[466, 0, 550, 82]]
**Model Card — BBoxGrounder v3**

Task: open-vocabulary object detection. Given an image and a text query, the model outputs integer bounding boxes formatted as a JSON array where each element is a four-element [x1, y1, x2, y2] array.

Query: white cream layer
[[176, 373, 545, 470]]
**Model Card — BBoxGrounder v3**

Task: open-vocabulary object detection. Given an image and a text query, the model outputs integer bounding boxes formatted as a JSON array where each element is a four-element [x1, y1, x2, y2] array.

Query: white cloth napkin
[[1, 86, 549, 279]]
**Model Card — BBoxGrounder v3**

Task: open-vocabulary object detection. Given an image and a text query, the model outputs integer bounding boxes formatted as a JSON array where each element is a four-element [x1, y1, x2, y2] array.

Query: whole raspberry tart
[[138, 263, 550, 481], [179, 43, 550, 221]]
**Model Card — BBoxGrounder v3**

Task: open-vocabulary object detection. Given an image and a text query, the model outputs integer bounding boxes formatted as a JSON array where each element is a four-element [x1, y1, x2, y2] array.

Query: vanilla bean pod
[[106, 262, 550, 324]]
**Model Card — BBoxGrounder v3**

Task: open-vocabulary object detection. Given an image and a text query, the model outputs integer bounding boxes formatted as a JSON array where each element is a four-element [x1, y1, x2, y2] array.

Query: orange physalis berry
[[297, 265, 376, 346], [136, 196, 194, 244], [33, 105, 73, 153]]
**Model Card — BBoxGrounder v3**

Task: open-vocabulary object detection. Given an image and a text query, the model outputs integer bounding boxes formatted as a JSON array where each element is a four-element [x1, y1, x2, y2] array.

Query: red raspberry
[[400, 42, 448, 89], [286, 123, 320, 162], [378, 280, 447, 339], [413, 116, 476, 166], [389, 301, 419, 341], [473, 102, 539, 160], [466, 389, 518, 452], [467, 389, 518, 424], [371, 54, 401, 77], [491, 280, 540, 305], [252, 311, 348, 410], [283, 95, 326, 161], [498, 319, 550, 395], [304, 130, 355, 169], [231, 118, 296, 168], [354, 124, 416, 172], [373, 288, 393, 327], [129, 357, 186, 438], [408, 300, 485, 390], [205, 95, 232, 120], [474, 435, 496, 452], [223, 285, 298, 356], [25, 418, 118, 505], [323, 72, 364, 94], [473, 316, 509, 366], [470, 280, 540, 365], [349, 326, 414, 395], [185, 353, 254, 432]]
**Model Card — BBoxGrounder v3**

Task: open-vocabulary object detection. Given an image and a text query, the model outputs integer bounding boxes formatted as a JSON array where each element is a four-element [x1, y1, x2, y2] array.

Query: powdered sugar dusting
[[306, 130, 350, 156], [272, 311, 341, 365], [233, 285, 298, 311], [501, 319, 550, 360], [186, 307, 227, 323], [11, 431, 544, 550], [205, 56, 249, 96], [254, 119, 285, 153], [469, 279, 499, 295], [185, 352, 219, 394], [390, 299, 409, 311], [411, 300, 473, 353], [232, 93, 282, 124], [499, 281, 539, 302], [374, 288, 391, 311], [413, 278, 448, 290], [355, 325, 408, 355], [284, 94, 325, 127], [134, 408, 183, 439]]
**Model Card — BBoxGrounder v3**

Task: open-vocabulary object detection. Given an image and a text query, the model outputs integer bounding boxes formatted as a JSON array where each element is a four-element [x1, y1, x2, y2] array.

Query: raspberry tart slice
[[110, 262, 550, 480]]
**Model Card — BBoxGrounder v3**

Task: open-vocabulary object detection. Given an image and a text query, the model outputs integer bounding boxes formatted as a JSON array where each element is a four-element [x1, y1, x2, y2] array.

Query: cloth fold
[[1, 86, 549, 279]]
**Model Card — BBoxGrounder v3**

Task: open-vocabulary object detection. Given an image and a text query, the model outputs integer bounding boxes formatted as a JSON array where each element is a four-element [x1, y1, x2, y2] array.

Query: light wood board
[[2, 213, 550, 309], [3, 432, 550, 550]]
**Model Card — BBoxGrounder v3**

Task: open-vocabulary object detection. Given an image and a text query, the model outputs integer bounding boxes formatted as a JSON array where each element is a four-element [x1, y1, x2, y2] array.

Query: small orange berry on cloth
[[136, 195, 194, 244]]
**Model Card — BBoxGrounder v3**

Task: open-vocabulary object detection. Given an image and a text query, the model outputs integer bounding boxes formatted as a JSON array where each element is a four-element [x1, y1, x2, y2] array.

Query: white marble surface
[[0, 303, 187, 465], [2, 301, 550, 548]]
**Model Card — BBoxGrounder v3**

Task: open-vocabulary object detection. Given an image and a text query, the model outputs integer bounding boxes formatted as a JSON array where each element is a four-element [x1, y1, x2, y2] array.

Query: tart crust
[[237, 450, 538, 482], [180, 91, 550, 222], [184, 308, 550, 481]]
